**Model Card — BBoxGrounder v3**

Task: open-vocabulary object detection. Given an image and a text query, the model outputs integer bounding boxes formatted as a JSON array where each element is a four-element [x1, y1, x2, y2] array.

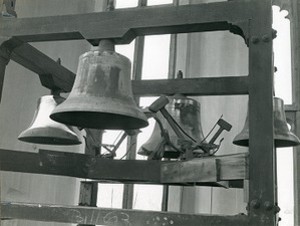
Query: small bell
[[18, 95, 81, 145], [138, 95, 206, 158], [233, 97, 300, 147], [50, 40, 148, 130]]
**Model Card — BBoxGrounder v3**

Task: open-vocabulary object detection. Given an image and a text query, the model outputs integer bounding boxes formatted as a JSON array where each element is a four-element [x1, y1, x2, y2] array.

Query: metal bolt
[[251, 36, 259, 44], [262, 35, 270, 42], [272, 29, 277, 39], [274, 204, 281, 213], [264, 201, 273, 211], [250, 199, 260, 209]]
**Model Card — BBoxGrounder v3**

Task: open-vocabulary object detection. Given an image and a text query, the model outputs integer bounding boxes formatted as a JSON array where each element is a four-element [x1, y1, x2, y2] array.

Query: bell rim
[[233, 133, 300, 148], [18, 127, 81, 145], [50, 96, 149, 129], [51, 110, 149, 130]]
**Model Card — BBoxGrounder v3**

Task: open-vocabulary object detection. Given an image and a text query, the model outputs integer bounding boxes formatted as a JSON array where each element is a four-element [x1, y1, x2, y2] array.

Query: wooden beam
[[0, 149, 247, 185], [0, 1, 253, 44], [0, 149, 161, 183], [161, 153, 248, 183], [132, 76, 249, 96], [11, 43, 75, 92], [78, 182, 98, 207], [247, 1, 276, 225], [1, 202, 249, 226], [78, 182, 98, 226]]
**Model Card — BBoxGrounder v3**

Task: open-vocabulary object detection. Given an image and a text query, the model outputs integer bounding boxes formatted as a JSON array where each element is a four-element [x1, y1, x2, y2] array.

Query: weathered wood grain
[[1, 202, 249, 226], [0, 149, 247, 185], [0, 1, 254, 44], [247, 1, 276, 225], [132, 76, 248, 96], [161, 153, 248, 183]]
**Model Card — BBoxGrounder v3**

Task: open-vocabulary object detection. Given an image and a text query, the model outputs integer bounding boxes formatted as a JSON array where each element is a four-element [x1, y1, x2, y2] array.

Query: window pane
[[97, 183, 124, 208], [133, 185, 163, 211], [115, 0, 138, 8], [142, 35, 170, 79], [147, 0, 173, 6], [277, 148, 294, 226], [272, 6, 294, 226], [273, 6, 292, 104]]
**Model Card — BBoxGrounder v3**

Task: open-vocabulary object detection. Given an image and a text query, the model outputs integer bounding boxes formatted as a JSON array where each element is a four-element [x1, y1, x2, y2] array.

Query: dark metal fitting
[[262, 35, 270, 42], [250, 199, 260, 209], [272, 29, 277, 39], [251, 36, 259, 44], [274, 204, 281, 213], [264, 201, 273, 211]]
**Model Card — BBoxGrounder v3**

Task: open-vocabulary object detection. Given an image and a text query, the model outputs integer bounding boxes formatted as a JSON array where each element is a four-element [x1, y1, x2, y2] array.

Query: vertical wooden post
[[77, 129, 102, 226], [78, 182, 98, 226], [248, 1, 276, 225]]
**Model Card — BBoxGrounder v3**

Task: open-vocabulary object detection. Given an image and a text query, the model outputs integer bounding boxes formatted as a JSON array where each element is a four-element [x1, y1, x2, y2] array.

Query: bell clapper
[[141, 95, 233, 160]]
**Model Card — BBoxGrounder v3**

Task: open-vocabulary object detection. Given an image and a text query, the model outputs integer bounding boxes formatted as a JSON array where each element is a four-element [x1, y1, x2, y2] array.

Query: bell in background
[[138, 95, 206, 159], [18, 95, 81, 145], [233, 97, 300, 147], [50, 40, 148, 130]]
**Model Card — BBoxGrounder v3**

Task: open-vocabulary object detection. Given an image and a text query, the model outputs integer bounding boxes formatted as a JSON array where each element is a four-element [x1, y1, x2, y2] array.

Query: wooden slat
[[1, 202, 249, 226], [161, 158, 218, 183], [132, 76, 248, 96], [218, 153, 249, 181], [0, 1, 253, 44], [161, 153, 248, 183], [0, 149, 247, 184]]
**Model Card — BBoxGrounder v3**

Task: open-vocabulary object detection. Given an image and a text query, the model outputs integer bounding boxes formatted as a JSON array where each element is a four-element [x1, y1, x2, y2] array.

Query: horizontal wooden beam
[[0, 149, 161, 183], [0, 149, 247, 185], [2, 42, 249, 96], [132, 76, 249, 96], [1, 202, 249, 226], [11, 43, 75, 92], [0, 1, 253, 44]]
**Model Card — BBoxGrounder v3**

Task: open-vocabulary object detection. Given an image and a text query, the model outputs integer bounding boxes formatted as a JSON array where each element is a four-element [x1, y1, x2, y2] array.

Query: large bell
[[233, 97, 300, 147], [18, 95, 81, 145], [138, 95, 206, 159], [50, 40, 148, 130]]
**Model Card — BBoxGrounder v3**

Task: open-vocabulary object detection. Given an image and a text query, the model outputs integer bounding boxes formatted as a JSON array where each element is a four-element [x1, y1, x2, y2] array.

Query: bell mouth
[[50, 95, 149, 130], [18, 127, 81, 145], [51, 111, 149, 130], [233, 133, 300, 148], [232, 139, 249, 147]]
